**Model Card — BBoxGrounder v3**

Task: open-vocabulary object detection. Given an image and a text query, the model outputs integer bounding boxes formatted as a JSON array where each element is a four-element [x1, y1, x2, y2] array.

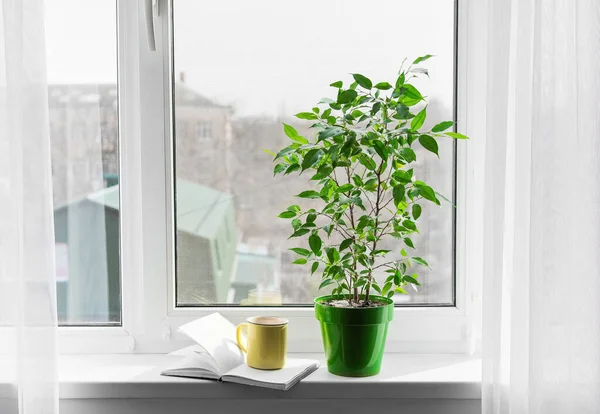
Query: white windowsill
[[0, 353, 481, 400]]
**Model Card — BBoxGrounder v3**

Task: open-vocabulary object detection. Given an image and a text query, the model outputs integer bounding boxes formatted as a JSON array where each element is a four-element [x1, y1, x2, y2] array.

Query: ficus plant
[[271, 56, 468, 306]]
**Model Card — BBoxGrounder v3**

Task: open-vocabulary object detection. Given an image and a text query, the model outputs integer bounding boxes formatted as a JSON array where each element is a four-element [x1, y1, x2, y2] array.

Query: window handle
[[144, 0, 159, 51]]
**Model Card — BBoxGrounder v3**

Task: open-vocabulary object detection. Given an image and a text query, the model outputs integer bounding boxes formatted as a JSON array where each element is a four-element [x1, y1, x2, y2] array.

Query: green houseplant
[[271, 56, 468, 377]]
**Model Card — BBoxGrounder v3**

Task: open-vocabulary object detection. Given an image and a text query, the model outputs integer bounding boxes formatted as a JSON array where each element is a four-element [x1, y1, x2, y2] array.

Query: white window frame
[[57, 0, 486, 354]]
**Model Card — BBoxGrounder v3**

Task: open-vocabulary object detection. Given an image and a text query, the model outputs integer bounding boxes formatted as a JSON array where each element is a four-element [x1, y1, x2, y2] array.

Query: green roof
[[87, 180, 233, 240]]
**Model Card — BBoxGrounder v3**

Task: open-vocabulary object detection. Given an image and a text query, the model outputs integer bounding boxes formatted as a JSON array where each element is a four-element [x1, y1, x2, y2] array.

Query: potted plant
[[271, 56, 468, 377]]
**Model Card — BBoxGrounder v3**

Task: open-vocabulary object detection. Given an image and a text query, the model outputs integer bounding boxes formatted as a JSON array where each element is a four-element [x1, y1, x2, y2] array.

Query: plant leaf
[[338, 89, 358, 104], [309, 234, 322, 255], [296, 190, 321, 199], [413, 54, 434, 64], [339, 238, 353, 251], [319, 278, 335, 290], [412, 257, 430, 268], [446, 132, 469, 140], [289, 247, 311, 257], [418, 185, 440, 205], [311, 262, 319, 275], [358, 154, 376, 170], [352, 73, 373, 89], [374, 82, 392, 90], [283, 123, 298, 138], [418, 135, 439, 157], [296, 112, 318, 120], [393, 185, 406, 207], [330, 80, 343, 88], [301, 149, 322, 171], [404, 237, 415, 249], [292, 258, 308, 265], [403, 275, 421, 285], [278, 211, 296, 219], [431, 121, 454, 132], [412, 204, 422, 220], [411, 107, 427, 130], [289, 228, 310, 238]]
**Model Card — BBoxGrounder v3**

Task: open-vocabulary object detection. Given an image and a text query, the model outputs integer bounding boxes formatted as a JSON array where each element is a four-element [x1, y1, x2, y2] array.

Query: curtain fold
[[482, 0, 600, 413], [0, 0, 59, 413]]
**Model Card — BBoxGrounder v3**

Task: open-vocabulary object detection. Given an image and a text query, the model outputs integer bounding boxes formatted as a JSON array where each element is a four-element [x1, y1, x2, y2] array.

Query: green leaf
[[306, 213, 317, 223], [319, 278, 335, 290], [404, 237, 415, 249], [418, 185, 440, 205], [309, 234, 322, 255], [431, 121, 454, 132], [337, 183, 354, 193], [296, 190, 321, 199], [291, 218, 301, 230], [374, 82, 392, 90], [275, 146, 295, 159], [418, 135, 439, 157], [411, 107, 427, 130], [285, 163, 300, 175], [382, 282, 393, 296], [289, 247, 311, 257], [273, 164, 286, 175], [446, 132, 469, 140], [283, 123, 298, 138], [373, 140, 388, 160], [330, 80, 343, 88], [289, 228, 310, 238], [413, 54, 434, 64], [393, 185, 406, 207], [412, 257, 430, 268], [292, 258, 308, 265], [296, 112, 318, 120], [399, 84, 424, 106], [278, 211, 296, 219], [403, 275, 421, 285], [412, 204, 422, 220], [339, 238, 353, 251], [317, 127, 344, 141], [287, 205, 301, 212], [358, 154, 376, 170], [301, 149, 322, 171], [394, 287, 407, 294], [311, 262, 319, 275], [338, 89, 358, 104], [352, 73, 373, 89]]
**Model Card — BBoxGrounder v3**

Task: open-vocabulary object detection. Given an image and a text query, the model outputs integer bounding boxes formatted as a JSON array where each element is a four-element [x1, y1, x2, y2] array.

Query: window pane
[[45, 0, 121, 324], [173, 0, 455, 306]]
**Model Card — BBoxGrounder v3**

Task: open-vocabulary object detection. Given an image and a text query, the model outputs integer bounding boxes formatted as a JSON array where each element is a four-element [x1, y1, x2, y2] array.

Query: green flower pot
[[314, 294, 394, 377]]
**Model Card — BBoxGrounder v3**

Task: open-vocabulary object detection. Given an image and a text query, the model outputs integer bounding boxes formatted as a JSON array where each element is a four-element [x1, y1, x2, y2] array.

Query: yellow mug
[[236, 316, 288, 370]]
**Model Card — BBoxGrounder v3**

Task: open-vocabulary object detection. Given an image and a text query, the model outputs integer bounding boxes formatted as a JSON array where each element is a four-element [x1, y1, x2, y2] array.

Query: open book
[[161, 313, 319, 390]]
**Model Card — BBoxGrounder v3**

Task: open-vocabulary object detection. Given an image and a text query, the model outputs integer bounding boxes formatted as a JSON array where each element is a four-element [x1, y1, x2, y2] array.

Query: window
[[173, 0, 456, 307], [45, 0, 121, 325], [49, 0, 475, 354], [194, 121, 212, 140]]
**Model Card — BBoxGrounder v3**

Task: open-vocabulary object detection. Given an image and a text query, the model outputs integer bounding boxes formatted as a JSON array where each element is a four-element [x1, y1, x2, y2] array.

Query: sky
[[44, 0, 455, 117]]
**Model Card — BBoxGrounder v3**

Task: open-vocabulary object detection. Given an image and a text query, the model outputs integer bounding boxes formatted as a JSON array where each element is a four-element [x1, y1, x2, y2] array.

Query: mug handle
[[236, 323, 249, 353]]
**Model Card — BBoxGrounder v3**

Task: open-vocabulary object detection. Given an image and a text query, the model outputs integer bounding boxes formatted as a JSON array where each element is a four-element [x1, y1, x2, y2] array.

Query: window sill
[[1, 353, 481, 401]]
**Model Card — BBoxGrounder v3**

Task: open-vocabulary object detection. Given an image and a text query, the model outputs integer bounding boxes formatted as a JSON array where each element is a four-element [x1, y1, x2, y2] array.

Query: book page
[[221, 358, 319, 390], [177, 313, 244, 374], [161, 350, 221, 380]]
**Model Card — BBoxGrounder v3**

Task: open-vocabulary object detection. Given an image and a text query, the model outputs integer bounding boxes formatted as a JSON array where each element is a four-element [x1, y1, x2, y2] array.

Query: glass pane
[[45, 0, 121, 324], [173, 0, 455, 306]]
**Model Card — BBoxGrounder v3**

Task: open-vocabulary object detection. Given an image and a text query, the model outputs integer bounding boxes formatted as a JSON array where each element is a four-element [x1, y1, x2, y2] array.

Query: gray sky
[[45, 0, 455, 117]]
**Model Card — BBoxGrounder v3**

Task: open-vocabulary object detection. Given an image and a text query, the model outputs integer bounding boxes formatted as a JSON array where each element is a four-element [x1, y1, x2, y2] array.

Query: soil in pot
[[322, 299, 387, 309]]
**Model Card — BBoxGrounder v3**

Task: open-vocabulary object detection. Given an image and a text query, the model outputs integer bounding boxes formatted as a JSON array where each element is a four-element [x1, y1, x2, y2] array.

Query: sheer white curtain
[[482, 0, 600, 413], [0, 0, 59, 413]]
